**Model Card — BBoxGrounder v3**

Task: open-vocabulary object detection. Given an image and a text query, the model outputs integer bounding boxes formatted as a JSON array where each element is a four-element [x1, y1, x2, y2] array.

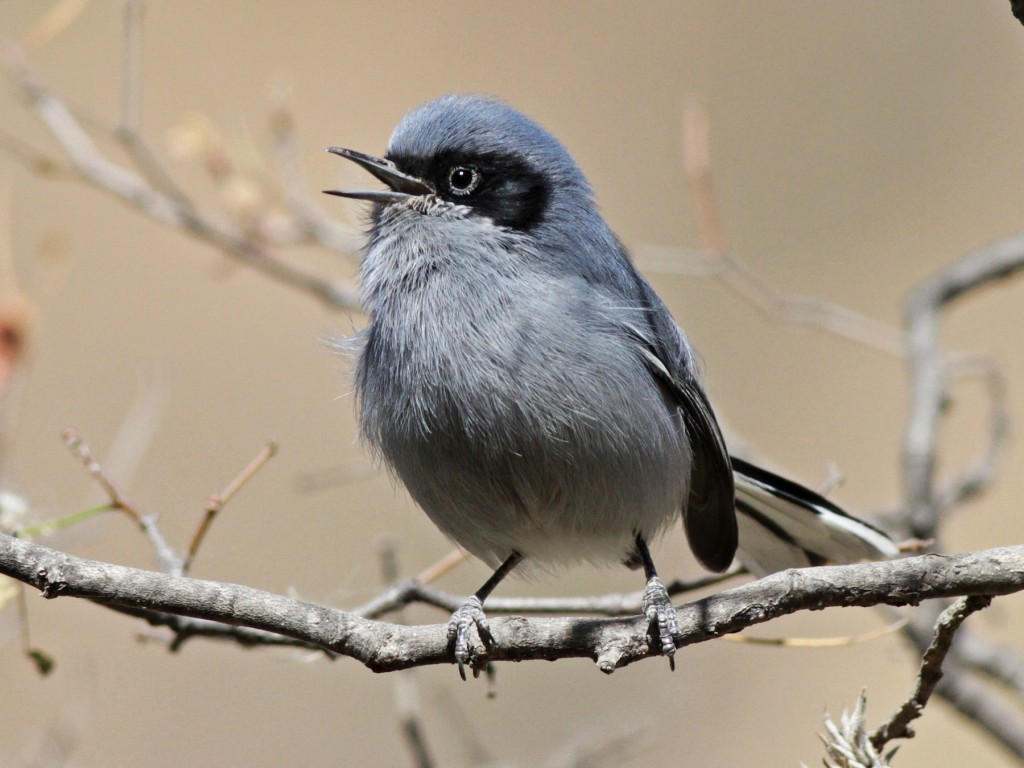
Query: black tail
[[730, 457, 898, 577]]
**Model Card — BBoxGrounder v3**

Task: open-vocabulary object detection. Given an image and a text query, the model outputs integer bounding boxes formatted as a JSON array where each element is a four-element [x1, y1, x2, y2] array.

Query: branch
[[897, 601, 1024, 761], [673, 97, 907, 357], [903, 231, 1024, 540], [872, 595, 992, 749], [0, 40, 362, 311], [2, 533, 1023, 674], [349, 566, 744, 621]]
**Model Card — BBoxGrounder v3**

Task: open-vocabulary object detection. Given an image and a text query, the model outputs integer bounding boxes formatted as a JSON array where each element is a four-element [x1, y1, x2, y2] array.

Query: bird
[[324, 94, 898, 677]]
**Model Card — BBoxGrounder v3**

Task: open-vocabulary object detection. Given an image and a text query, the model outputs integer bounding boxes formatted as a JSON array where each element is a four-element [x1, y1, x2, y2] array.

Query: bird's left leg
[[447, 551, 523, 680], [634, 534, 679, 670]]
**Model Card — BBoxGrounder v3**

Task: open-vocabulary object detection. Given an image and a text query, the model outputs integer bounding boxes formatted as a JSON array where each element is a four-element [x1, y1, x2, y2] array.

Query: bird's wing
[[624, 273, 738, 573]]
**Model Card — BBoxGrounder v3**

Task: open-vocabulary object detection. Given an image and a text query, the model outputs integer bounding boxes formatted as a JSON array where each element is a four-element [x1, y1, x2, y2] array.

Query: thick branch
[[2, 533, 1023, 674]]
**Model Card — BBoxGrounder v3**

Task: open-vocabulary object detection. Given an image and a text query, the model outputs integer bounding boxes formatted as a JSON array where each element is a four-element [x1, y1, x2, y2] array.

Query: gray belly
[[357, 302, 692, 568]]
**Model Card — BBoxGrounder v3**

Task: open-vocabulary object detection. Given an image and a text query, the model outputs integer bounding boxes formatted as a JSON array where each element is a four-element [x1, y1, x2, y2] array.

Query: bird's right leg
[[448, 551, 523, 680]]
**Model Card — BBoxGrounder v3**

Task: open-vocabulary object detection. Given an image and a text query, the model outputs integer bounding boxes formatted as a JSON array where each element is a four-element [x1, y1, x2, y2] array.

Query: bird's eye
[[447, 166, 481, 196]]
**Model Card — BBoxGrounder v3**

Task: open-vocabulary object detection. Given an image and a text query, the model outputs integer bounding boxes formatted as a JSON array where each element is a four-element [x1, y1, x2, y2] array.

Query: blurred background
[[1, 2, 1023, 765]]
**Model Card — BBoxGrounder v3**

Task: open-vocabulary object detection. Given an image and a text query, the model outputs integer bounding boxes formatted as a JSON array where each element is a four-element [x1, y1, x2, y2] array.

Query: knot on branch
[[37, 564, 68, 598]]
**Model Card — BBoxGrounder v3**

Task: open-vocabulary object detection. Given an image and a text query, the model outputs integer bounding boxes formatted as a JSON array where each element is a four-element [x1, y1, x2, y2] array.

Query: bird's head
[[325, 94, 596, 234]]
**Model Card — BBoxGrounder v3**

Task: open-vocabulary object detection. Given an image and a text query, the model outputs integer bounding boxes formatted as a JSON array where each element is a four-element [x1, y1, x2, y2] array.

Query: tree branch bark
[[2, 533, 1021, 674]]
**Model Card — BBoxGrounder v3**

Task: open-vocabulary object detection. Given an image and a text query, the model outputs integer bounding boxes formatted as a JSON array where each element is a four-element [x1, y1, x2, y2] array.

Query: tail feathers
[[730, 457, 899, 577]]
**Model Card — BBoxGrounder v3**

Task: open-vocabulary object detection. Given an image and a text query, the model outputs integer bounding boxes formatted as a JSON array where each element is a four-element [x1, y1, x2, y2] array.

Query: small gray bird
[[326, 94, 897, 676]]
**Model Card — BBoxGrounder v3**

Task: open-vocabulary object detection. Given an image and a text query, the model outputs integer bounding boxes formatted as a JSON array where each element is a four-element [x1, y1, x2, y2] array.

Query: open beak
[[324, 147, 433, 204]]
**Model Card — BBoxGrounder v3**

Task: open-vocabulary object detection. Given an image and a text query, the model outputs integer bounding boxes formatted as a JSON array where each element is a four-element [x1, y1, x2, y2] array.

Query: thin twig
[[724, 617, 907, 648], [934, 354, 1011, 512], [61, 428, 140, 519], [119, 0, 143, 137], [268, 95, 363, 254], [60, 426, 178, 570], [903, 230, 1024, 541], [415, 548, 469, 585], [0, 42, 362, 310], [871, 595, 993, 750], [350, 564, 744, 621], [677, 97, 906, 357], [184, 441, 278, 571], [378, 540, 436, 768]]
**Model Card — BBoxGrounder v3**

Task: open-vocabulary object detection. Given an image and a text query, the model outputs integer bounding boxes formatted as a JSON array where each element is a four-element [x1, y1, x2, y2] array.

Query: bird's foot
[[642, 575, 678, 670], [447, 595, 491, 680]]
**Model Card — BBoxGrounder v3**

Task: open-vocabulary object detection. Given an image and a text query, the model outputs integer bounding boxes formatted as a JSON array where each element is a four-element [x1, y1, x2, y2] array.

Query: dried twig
[[349, 565, 744, 622], [379, 541, 436, 768], [676, 97, 906, 357], [897, 601, 1024, 761], [0, 40, 362, 311], [184, 441, 278, 571], [902, 231, 1024, 541], [872, 595, 993, 750], [61, 427, 178, 570]]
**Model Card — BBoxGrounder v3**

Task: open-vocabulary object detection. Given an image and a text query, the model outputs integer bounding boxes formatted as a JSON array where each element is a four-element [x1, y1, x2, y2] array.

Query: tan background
[[2, 2, 1024, 766]]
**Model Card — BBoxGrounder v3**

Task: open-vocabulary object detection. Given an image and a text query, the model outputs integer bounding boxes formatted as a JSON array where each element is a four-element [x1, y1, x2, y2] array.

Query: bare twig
[[119, 0, 143, 136], [872, 595, 993, 750], [60, 427, 178, 570], [268, 95, 363, 254], [902, 231, 1024, 541], [379, 541, 436, 768], [896, 601, 1024, 762], [0, 42, 361, 311], [61, 427, 138, 519], [676, 97, 906, 357], [184, 441, 278, 571], [78, 563, 742, 656], [724, 617, 907, 648], [349, 564, 744, 622], [415, 548, 469, 585], [934, 355, 1011, 513]]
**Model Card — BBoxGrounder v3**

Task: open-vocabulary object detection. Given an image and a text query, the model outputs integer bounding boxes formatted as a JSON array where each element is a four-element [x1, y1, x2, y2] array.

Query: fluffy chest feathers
[[352, 207, 692, 567]]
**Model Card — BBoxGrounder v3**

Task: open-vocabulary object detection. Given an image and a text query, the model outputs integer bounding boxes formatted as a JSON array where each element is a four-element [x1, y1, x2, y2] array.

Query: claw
[[447, 595, 490, 680], [642, 575, 678, 668]]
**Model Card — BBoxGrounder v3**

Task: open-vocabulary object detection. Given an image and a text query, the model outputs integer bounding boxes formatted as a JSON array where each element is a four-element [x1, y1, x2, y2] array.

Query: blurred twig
[[0, 35, 362, 310], [674, 97, 906, 357], [902, 231, 1024, 542], [380, 541, 436, 768]]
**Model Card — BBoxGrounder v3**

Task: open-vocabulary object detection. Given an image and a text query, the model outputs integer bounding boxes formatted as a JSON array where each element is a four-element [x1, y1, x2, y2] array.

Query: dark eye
[[447, 166, 481, 196]]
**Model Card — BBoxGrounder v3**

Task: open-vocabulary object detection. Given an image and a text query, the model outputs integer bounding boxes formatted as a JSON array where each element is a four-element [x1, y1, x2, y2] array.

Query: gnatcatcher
[[325, 94, 897, 677]]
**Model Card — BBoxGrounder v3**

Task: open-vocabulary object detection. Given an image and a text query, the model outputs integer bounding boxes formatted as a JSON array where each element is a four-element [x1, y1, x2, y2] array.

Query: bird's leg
[[634, 534, 678, 670], [447, 551, 522, 680]]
